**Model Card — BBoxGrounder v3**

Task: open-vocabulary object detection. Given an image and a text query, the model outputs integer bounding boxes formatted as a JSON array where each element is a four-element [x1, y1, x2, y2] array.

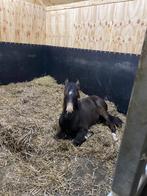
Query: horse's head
[[63, 79, 80, 113]]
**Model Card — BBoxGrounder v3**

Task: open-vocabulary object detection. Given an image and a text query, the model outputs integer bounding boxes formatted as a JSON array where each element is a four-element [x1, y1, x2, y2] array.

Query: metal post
[[109, 31, 147, 196]]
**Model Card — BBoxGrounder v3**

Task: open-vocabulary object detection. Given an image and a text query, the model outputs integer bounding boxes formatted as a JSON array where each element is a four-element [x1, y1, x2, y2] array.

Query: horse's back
[[79, 96, 102, 127], [81, 95, 107, 111]]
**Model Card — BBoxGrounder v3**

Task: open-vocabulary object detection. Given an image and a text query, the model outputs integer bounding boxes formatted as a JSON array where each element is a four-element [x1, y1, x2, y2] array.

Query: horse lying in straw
[[55, 79, 122, 146]]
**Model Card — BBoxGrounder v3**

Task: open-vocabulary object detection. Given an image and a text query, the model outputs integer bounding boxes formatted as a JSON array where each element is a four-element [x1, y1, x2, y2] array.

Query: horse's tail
[[109, 115, 123, 128]]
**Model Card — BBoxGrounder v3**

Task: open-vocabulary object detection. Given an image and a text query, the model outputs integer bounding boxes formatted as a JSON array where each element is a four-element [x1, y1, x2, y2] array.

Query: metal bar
[[110, 31, 147, 196]]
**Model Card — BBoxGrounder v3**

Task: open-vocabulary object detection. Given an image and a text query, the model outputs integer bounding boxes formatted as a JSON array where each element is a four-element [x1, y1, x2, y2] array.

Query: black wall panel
[[0, 43, 45, 84], [0, 43, 140, 113], [44, 46, 139, 113]]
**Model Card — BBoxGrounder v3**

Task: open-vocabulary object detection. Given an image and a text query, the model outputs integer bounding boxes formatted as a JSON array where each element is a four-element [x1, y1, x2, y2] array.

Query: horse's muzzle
[[66, 102, 73, 113]]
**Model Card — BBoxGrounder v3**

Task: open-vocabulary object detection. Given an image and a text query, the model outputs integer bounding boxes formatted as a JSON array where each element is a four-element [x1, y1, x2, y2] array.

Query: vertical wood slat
[[0, 0, 146, 55], [46, 0, 147, 54], [0, 0, 46, 45]]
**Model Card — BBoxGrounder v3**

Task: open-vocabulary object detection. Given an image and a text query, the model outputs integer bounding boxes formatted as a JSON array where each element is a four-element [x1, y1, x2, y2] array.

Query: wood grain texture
[[0, 0, 146, 54], [23, 0, 85, 6], [46, 0, 147, 54], [0, 0, 46, 44], [22, 0, 128, 7], [46, 0, 134, 11]]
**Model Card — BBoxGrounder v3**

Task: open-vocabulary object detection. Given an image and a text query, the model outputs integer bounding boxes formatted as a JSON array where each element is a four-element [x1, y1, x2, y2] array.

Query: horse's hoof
[[85, 131, 94, 140], [54, 131, 68, 140], [112, 133, 118, 142], [54, 134, 60, 140], [72, 139, 82, 146], [54, 133, 64, 140]]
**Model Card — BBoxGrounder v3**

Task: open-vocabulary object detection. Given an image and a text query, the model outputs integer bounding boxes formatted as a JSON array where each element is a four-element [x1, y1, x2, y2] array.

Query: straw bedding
[[0, 76, 126, 196]]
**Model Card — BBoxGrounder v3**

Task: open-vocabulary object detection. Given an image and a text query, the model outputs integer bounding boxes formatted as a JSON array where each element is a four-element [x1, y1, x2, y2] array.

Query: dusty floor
[[0, 76, 126, 196]]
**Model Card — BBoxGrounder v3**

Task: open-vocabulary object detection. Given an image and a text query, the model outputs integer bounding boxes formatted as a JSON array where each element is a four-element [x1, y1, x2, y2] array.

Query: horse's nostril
[[66, 102, 73, 113]]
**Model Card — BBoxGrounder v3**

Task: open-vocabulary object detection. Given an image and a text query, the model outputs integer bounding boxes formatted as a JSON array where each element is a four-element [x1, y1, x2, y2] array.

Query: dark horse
[[55, 79, 122, 146]]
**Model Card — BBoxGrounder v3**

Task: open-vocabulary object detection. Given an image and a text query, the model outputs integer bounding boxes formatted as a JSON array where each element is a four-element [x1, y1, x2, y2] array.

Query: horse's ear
[[76, 80, 80, 90], [65, 79, 69, 86]]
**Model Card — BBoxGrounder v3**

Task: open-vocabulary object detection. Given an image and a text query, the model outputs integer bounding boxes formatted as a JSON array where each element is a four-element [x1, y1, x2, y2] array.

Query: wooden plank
[[46, 0, 147, 54], [110, 31, 147, 196], [19, 0, 47, 6], [0, 0, 46, 45], [46, 0, 134, 11], [0, 0, 146, 54]]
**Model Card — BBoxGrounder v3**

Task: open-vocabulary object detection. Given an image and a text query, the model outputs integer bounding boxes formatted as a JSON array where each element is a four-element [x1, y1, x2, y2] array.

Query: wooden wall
[[46, 0, 147, 54], [0, 0, 46, 44], [23, 0, 85, 6], [0, 0, 146, 54]]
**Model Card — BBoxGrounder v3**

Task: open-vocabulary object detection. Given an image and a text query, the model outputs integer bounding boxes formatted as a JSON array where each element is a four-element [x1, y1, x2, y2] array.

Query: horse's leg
[[55, 129, 67, 139], [55, 114, 67, 139], [99, 108, 118, 141], [72, 128, 88, 146]]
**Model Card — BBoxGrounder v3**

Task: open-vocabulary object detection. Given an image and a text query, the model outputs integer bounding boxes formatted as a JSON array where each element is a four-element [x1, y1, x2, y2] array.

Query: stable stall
[[0, 0, 146, 195]]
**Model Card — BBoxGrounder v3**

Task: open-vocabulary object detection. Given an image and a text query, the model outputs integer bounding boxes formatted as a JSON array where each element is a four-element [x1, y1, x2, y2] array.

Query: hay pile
[[0, 76, 126, 196]]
